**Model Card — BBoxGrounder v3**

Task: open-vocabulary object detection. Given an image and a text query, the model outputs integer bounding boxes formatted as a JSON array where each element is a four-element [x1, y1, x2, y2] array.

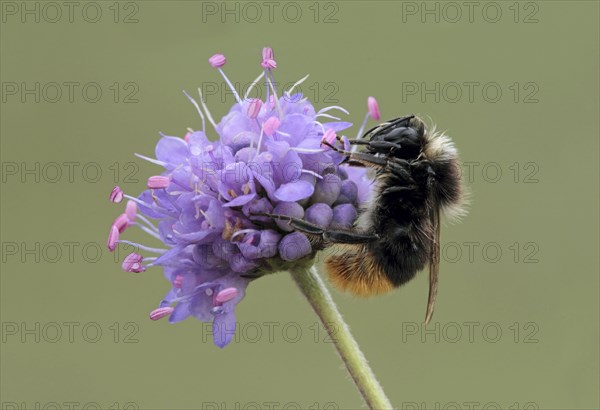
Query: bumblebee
[[262, 115, 465, 323]]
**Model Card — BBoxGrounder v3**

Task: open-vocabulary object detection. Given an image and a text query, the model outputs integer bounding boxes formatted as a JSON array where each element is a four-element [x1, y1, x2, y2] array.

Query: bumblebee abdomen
[[325, 244, 396, 296], [324, 226, 429, 296]]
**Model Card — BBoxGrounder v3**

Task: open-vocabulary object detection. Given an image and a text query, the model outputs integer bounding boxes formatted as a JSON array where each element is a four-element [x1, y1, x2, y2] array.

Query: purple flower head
[[106, 48, 382, 347]]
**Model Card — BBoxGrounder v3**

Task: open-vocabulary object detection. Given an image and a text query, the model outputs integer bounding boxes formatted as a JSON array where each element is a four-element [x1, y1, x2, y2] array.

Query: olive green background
[[1, 1, 598, 409]]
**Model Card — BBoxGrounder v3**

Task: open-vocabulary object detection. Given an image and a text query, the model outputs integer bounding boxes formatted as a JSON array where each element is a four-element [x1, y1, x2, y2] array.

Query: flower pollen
[[261, 47, 277, 69], [107, 225, 119, 252], [109, 186, 123, 203], [208, 54, 226, 68], [247, 98, 262, 119], [147, 176, 170, 189], [149, 307, 174, 321], [368, 96, 381, 120], [122, 253, 146, 273], [263, 116, 280, 137]]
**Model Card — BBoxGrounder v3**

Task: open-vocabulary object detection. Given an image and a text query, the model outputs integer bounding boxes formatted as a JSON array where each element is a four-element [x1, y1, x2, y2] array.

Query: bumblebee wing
[[425, 204, 440, 324]]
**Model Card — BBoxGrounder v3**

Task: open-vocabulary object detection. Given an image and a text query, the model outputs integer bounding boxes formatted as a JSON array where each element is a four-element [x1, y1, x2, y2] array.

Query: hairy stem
[[290, 265, 393, 410]]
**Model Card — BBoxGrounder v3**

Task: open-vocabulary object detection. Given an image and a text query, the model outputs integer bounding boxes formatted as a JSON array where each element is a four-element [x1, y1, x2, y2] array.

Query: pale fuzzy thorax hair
[[422, 120, 470, 224]]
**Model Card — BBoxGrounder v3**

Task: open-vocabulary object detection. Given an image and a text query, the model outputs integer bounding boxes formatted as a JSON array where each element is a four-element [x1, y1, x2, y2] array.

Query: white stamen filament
[[317, 105, 350, 115], [286, 74, 310, 96], [182, 90, 206, 132], [290, 147, 325, 154], [353, 112, 371, 153], [217, 67, 242, 104], [301, 169, 324, 179], [123, 195, 151, 208], [316, 113, 341, 121], [244, 71, 265, 100], [230, 229, 259, 241], [254, 128, 265, 158], [134, 223, 161, 240], [264, 70, 270, 111], [135, 214, 158, 231], [265, 70, 283, 117], [123, 194, 174, 218], [134, 153, 167, 167], [313, 121, 326, 135], [117, 240, 166, 254], [197, 88, 218, 129]]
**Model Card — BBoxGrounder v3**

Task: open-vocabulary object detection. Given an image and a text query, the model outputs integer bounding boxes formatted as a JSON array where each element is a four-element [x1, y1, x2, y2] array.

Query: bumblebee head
[[365, 115, 426, 160]]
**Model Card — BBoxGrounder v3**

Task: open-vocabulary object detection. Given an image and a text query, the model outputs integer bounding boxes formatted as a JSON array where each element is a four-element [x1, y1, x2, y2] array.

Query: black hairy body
[[324, 115, 464, 322], [259, 115, 465, 322]]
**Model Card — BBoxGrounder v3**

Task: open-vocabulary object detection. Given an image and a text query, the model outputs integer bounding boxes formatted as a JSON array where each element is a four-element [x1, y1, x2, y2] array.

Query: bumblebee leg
[[322, 141, 388, 168], [381, 185, 416, 196], [252, 212, 378, 245], [367, 141, 403, 151], [343, 140, 371, 146], [253, 213, 324, 235], [388, 160, 416, 183], [342, 138, 403, 154], [251, 212, 328, 248], [323, 230, 377, 244]]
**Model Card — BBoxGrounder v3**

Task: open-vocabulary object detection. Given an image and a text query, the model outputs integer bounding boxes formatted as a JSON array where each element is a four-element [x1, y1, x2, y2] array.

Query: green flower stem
[[290, 265, 393, 410]]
